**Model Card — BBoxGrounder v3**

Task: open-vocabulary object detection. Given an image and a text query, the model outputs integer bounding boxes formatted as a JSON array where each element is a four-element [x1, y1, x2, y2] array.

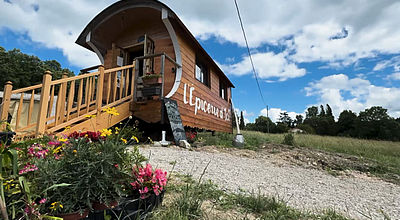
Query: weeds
[[195, 130, 400, 183], [150, 175, 351, 220]]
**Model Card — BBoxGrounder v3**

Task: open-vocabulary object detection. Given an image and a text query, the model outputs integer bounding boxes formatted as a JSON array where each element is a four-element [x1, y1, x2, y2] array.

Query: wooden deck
[[0, 64, 136, 138]]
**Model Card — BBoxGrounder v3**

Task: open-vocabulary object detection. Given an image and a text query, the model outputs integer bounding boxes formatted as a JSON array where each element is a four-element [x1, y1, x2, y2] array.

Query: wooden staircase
[[0, 64, 136, 139]]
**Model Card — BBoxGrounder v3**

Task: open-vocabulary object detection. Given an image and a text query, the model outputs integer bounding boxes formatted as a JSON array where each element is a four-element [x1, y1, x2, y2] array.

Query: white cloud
[[305, 74, 400, 118], [0, 0, 114, 68], [260, 108, 304, 123], [234, 108, 253, 125], [2, 0, 400, 70], [386, 72, 400, 81], [373, 56, 400, 72], [164, 0, 400, 67], [221, 52, 306, 81]]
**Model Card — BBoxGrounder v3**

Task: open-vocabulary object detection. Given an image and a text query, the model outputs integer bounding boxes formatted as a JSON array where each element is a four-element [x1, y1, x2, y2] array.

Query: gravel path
[[139, 146, 400, 220]]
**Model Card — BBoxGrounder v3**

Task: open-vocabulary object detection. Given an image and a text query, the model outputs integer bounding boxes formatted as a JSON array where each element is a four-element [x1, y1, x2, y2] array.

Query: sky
[[1, 0, 400, 124]]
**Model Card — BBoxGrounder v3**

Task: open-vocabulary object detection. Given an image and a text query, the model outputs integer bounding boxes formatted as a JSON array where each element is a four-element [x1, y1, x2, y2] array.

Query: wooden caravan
[[0, 0, 234, 139], [76, 0, 234, 133]]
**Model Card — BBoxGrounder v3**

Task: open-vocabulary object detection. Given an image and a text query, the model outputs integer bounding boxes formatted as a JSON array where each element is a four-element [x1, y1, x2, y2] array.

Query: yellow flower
[[103, 107, 119, 116], [63, 126, 71, 131], [58, 137, 68, 142], [53, 146, 62, 154], [85, 114, 96, 118], [3, 179, 15, 191], [121, 138, 127, 144], [100, 128, 112, 137], [50, 201, 63, 211], [131, 136, 139, 143], [73, 149, 77, 153]]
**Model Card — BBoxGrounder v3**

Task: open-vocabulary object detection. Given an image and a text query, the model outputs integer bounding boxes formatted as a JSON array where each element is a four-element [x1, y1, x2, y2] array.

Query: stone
[[179, 140, 191, 148], [232, 134, 245, 148]]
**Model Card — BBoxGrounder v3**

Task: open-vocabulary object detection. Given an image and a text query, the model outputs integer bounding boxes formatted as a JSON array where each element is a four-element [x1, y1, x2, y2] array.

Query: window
[[195, 57, 210, 87], [219, 80, 228, 101]]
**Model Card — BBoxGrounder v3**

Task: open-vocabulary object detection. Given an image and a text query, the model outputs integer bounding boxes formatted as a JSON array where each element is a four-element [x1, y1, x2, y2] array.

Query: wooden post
[[36, 71, 52, 136], [0, 81, 12, 130], [96, 66, 105, 114], [56, 73, 68, 125]]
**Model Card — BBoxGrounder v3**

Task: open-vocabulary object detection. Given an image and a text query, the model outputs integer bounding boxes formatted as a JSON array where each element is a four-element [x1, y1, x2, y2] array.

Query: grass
[[149, 175, 350, 220], [195, 130, 400, 183]]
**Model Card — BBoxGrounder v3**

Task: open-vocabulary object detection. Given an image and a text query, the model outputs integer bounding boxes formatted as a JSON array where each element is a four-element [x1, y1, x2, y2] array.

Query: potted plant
[[141, 73, 162, 85], [115, 162, 167, 218]]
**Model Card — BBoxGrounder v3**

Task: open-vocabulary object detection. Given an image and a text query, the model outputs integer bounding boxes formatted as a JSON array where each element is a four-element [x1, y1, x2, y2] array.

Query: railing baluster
[[119, 69, 124, 99], [27, 90, 35, 125], [86, 77, 92, 113], [125, 69, 129, 97], [113, 72, 118, 102], [96, 66, 104, 115], [77, 79, 83, 117], [106, 73, 111, 105], [47, 86, 54, 118], [58, 73, 68, 124], [66, 80, 75, 121], [15, 93, 24, 131]]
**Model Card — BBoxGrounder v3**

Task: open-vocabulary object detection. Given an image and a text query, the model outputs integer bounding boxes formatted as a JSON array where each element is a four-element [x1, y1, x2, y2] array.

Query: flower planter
[[92, 200, 118, 210], [142, 76, 162, 85], [57, 209, 89, 220], [88, 191, 165, 220]]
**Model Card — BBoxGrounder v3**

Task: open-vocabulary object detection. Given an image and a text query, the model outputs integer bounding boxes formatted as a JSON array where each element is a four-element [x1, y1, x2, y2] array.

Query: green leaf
[[41, 183, 71, 194], [42, 215, 63, 220]]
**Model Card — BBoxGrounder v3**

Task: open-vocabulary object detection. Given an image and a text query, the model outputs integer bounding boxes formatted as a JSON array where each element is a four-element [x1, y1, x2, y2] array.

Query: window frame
[[219, 80, 228, 101], [194, 56, 210, 88]]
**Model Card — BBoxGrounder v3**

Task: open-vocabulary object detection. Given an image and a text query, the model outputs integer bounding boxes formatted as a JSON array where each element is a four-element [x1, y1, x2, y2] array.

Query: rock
[[179, 140, 191, 148], [153, 141, 162, 147], [233, 134, 245, 148]]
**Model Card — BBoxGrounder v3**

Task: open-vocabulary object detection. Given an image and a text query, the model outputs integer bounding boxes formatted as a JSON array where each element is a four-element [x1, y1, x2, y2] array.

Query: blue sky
[[1, 0, 400, 123]]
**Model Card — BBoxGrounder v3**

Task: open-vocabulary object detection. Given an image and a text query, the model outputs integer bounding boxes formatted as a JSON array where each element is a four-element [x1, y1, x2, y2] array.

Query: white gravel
[[139, 146, 400, 220]]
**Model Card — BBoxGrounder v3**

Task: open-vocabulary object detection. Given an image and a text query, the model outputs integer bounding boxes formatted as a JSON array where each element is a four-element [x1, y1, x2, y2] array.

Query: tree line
[[0, 46, 74, 91], [240, 104, 400, 141]]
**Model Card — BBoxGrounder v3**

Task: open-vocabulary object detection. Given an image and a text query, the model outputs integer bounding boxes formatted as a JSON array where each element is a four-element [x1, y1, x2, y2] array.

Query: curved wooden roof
[[76, 0, 234, 88]]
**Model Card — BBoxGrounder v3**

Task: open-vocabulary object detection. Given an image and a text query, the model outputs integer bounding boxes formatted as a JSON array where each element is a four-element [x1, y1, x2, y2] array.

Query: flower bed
[[0, 116, 167, 219]]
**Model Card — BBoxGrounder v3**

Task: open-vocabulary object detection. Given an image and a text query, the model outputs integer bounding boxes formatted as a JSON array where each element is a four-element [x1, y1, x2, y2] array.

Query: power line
[[233, 0, 270, 132]]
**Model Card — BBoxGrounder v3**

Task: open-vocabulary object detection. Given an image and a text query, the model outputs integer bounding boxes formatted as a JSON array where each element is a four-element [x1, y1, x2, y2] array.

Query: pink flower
[[145, 164, 153, 177], [139, 186, 148, 194], [48, 141, 61, 146], [19, 163, 38, 174], [39, 198, 47, 204]]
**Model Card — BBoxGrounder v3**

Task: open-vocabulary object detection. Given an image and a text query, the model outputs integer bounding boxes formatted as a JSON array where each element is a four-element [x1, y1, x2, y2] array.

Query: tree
[[304, 106, 319, 131], [0, 46, 74, 90], [239, 111, 245, 130], [326, 104, 334, 120], [319, 105, 325, 117], [278, 111, 292, 127], [337, 110, 357, 136], [356, 106, 399, 140], [305, 106, 318, 118], [294, 114, 303, 126], [358, 106, 390, 122], [249, 116, 276, 133]]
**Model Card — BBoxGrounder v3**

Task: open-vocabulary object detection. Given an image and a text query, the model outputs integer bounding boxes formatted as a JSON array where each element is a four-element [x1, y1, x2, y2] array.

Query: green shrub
[[282, 133, 295, 146]]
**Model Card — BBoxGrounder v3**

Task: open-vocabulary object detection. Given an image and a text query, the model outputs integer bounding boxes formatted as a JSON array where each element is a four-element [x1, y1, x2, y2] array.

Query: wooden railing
[[0, 63, 136, 137]]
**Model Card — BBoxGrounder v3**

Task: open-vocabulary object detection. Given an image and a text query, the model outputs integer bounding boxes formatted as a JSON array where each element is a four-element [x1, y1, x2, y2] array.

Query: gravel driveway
[[139, 146, 400, 220]]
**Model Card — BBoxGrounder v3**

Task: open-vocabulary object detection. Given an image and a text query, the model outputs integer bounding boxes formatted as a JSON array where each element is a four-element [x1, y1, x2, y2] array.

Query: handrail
[[135, 52, 181, 68], [12, 84, 43, 94], [50, 71, 99, 85], [104, 64, 135, 74]]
